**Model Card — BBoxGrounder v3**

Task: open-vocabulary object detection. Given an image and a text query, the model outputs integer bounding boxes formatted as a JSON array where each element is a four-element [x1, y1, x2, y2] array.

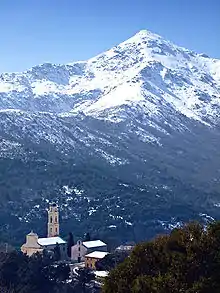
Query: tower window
[[55, 228, 58, 233], [50, 217, 52, 223], [55, 216, 57, 223], [50, 228, 52, 233]]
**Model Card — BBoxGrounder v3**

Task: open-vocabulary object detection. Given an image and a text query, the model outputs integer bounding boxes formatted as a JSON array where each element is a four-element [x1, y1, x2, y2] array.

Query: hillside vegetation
[[103, 221, 220, 293]]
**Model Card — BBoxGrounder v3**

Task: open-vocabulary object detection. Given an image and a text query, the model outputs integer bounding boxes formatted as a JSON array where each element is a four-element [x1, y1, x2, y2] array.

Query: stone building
[[47, 203, 59, 237], [21, 203, 66, 258], [21, 231, 43, 256], [85, 251, 109, 269], [71, 240, 107, 262], [21, 233, 66, 257]]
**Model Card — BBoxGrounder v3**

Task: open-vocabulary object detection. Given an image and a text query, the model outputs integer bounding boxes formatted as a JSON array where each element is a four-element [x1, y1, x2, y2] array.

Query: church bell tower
[[47, 203, 59, 237]]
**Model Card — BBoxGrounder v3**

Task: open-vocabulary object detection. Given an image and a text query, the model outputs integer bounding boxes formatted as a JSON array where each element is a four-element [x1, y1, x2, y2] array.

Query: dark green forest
[[1, 155, 218, 249], [103, 221, 220, 293]]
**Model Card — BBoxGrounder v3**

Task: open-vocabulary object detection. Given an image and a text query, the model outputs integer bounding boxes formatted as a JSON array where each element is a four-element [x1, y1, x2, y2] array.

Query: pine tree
[[53, 243, 61, 261], [76, 268, 95, 293], [67, 232, 74, 258]]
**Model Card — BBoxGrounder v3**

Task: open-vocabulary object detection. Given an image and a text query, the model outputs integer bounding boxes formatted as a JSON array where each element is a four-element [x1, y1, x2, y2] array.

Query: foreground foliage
[[0, 251, 70, 293], [96, 251, 129, 271], [103, 221, 220, 293], [0, 251, 99, 293]]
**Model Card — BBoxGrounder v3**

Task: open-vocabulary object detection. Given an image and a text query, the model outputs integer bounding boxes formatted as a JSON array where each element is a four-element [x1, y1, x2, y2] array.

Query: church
[[21, 203, 67, 258]]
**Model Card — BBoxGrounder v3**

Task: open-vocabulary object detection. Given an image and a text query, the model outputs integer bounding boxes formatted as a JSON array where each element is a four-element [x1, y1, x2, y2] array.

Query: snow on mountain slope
[[2, 30, 220, 245], [0, 30, 220, 127]]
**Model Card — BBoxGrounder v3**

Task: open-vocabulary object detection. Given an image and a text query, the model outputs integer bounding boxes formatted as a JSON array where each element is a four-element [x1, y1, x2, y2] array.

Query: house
[[85, 251, 109, 269], [71, 239, 107, 262], [115, 245, 134, 253], [21, 203, 66, 258]]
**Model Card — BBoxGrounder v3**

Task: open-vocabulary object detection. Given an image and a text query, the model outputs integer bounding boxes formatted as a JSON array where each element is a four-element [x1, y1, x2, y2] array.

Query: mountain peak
[[118, 29, 173, 55], [125, 29, 163, 45], [0, 29, 220, 127], [134, 29, 161, 39]]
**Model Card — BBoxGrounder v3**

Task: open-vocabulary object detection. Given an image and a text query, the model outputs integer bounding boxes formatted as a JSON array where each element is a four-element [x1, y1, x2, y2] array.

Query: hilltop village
[[2, 204, 220, 293], [20, 203, 134, 275]]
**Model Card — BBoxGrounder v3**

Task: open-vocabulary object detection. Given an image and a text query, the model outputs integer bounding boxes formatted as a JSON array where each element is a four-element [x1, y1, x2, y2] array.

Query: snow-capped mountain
[[1, 30, 220, 246], [1, 30, 220, 124]]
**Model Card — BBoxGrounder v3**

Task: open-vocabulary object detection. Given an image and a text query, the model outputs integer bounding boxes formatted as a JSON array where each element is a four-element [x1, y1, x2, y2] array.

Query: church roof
[[38, 236, 66, 246], [28, 231, 38, 236], [83, 240, 107, 248]]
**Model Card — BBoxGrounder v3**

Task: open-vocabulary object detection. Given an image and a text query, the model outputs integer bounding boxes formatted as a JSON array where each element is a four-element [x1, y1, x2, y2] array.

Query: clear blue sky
[[0, 0, 219, 73]]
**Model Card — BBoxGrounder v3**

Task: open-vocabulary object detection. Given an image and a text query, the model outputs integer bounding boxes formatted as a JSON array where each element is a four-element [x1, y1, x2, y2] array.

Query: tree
[[53, 243, 61, 262], [0, 251, 27, 290], [42, 248, 54, 264], [76, 268, 95, 293], [0, 251, 55, 293], [67, 232, 74, 258], [46, 263, 70, 283], [95, 251, 129, 271], [103, 221, 220, 293], [0, 250, 73, 293], [0, 287, 15, 293], [84, 233, 91, 242]]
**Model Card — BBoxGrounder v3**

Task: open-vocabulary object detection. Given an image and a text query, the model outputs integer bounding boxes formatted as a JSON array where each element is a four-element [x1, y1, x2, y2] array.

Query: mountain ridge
[[1, 30, 220, 126], [0, 30, 220, 246]]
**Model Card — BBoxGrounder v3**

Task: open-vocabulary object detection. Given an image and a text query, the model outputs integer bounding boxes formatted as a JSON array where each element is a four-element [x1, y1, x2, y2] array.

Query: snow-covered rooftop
[[116, 245, 134, 251], [38, 236, 66, 246], [83, 240, 107, 248], [85, 251, 109, 259], [94, 271, 109, 278]]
